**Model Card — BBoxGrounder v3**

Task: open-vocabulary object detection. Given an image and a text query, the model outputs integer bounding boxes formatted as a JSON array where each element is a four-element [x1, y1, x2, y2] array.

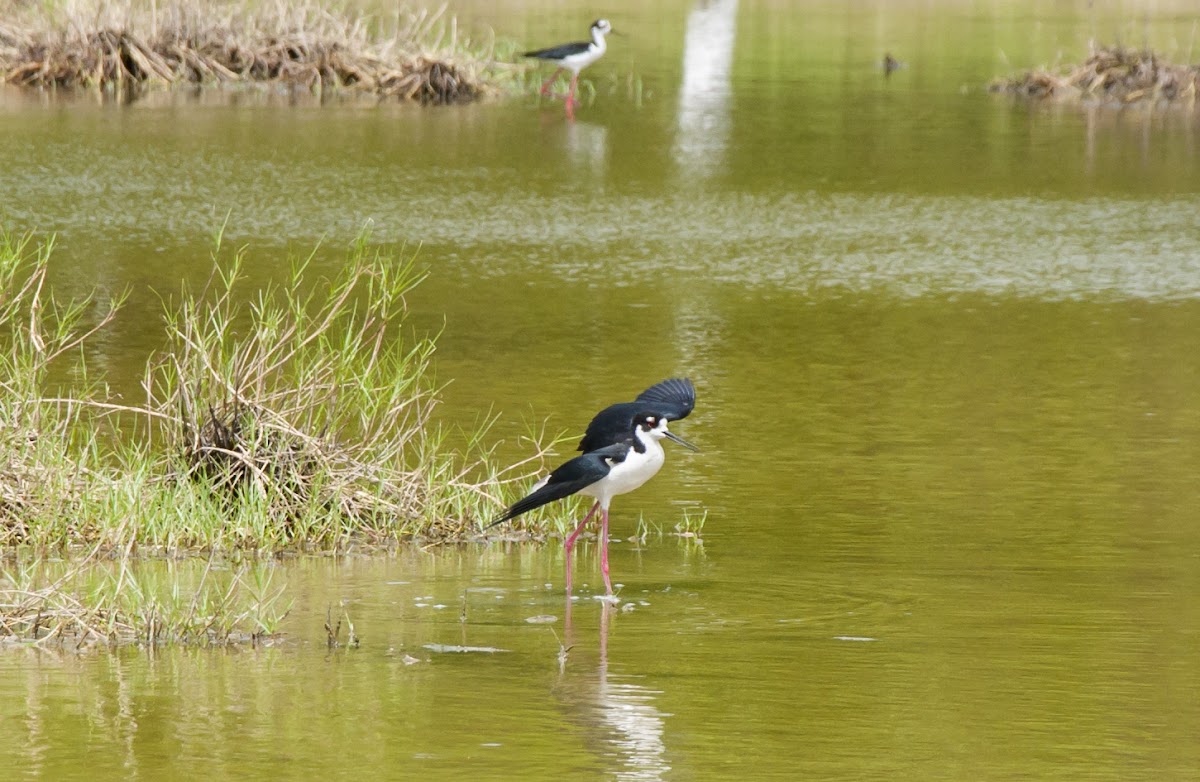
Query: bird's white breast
[[562, 41, 606, 73], [582, 432, 664, 504]]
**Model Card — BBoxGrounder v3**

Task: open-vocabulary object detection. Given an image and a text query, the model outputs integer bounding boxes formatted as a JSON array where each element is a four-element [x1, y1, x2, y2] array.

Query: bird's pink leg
[[539, 68, 563, 97], [567, 74, 580, 106], [564, 501, 600, 594], [565, 73, 579, 119], [599, 508, 613, 596]]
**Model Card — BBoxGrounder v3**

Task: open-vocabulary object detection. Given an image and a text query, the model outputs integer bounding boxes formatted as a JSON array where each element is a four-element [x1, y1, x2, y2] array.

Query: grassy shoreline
[[0, 228, 561, 647], [0, 0, 521, 102], [1, 228, 548, 553]]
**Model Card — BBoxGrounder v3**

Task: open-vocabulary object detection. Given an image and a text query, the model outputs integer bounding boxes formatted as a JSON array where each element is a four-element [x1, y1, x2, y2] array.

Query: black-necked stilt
[[524, 19, 613, 119], [577, 377, 696, 453], [490, 378, 698, 596]]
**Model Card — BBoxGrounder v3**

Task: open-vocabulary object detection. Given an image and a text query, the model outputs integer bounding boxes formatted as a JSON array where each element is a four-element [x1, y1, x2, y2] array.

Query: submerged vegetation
[[0, 0, 520, 102], [991, 44, 1200, 104], [1, 549, 287, 648]]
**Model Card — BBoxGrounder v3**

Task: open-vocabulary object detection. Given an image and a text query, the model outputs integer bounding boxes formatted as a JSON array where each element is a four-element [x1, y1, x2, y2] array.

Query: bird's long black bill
[[665, 431, 700, 451]]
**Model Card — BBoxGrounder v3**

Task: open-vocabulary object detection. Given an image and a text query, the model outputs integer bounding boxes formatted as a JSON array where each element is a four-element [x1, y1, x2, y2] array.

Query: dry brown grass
[[0, 0, 511, 103], [991, 44, 1200, 104]]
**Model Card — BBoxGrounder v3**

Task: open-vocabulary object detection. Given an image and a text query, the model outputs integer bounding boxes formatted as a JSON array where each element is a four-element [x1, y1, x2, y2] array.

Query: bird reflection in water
[[565, 120, 609, 178], [553, 598, 672, 781]]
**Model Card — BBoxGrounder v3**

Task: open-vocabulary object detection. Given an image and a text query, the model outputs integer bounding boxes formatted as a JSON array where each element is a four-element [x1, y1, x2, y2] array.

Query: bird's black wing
[[523, 41, 590, 60], [576, 378, 696, 452], [488, 444, 627, 528], [576, 402, 639, 453], [635, 377, 696, 421]]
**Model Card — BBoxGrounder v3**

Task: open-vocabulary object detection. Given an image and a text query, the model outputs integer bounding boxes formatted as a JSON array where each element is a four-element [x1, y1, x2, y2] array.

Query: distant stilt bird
[[524, 19, 614, 119]]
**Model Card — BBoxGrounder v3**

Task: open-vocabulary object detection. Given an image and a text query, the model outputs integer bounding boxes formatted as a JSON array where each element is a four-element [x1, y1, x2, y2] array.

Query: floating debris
[[423, 643, 509, 654], [833, 635, 878, 642], [524, 614, 557, 624], [990, 45, 1200, 104]]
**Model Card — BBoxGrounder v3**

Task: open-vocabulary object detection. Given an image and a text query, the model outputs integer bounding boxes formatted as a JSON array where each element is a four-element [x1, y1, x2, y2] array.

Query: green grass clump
[[142, 231, 447, 547], [0, 228, 547, 553], [632, 508, 707, 544], [0, 232, 124, 545]]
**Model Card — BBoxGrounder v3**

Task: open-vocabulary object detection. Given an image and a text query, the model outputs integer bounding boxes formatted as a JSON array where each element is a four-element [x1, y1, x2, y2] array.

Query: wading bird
[[524, 19, 613, 119], [489, 379, 698, 596]]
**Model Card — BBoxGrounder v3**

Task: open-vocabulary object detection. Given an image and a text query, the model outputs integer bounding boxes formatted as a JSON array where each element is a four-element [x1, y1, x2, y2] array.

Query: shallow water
[[3, 0, 1200, 779]]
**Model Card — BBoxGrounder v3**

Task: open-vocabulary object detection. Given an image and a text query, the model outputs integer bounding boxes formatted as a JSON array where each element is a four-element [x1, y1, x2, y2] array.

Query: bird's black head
[[636, 412, 664, 432], [635, 412, 699, 452]]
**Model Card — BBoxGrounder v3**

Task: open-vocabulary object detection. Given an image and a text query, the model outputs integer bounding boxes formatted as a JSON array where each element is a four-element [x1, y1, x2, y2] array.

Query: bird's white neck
[[591, 27, 608, 53], [634, 425, 665, 457]]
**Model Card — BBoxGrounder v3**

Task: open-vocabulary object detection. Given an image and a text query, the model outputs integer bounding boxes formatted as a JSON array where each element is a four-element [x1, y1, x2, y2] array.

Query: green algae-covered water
[[3, 1, 1200, 779]]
